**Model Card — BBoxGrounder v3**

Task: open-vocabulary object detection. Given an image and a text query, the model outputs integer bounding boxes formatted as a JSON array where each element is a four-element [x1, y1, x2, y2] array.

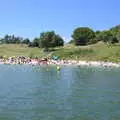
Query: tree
[[94, 30, 119, 44], [39, 31, 64, 51], [110, 25, 120, 36], [109, 36, 119, 44], [94, 30, 112, 43], [13, 36, 22, 44], [2, 34, 22, 44], [95, 30, 101, 36], [4, 34, 10, 43], [74, 36, 88, 46], [110, 25, 120, 42], [53, 35, 64, 46], [22, 38, 30, 44], [32, 38, 40, 47], [72, 27, 95, 45], [40, 31, 53, 51], [116, 34, 120, 42], [28, 42, 33, 47]]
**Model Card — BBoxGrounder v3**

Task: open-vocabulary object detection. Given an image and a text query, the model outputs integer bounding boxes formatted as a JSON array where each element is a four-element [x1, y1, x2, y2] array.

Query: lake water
[[0, 65, 120, 120]]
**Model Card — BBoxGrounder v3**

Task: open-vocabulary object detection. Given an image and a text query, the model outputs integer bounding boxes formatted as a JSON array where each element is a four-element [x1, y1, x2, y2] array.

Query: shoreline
[[0, 59, 120, 68], [51, 60, 120, 68]]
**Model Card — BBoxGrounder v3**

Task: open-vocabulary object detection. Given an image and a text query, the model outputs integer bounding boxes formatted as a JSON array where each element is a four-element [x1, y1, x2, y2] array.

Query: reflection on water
[[0, 65, 120, 120]]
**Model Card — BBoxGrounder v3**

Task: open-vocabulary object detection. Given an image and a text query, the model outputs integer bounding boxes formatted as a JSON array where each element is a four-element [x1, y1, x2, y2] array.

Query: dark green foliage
[[89, 38, 98, 44], [39, 31, 54, 50], [53, 35, 64, 46], [1, 24, 120, 48], [93, 30, 102, 43], [28, 42, 33, 47], [110, 25, 120, 36], [110, 25, 120, 42], [116, 34, 120, 42], [109, 36, 119, 44], [39, 31, 64, 51], [95, 30, 101, 36], [71, 25, 120, 45], [72, 27, 95, 45], [0, 38, 5, 44], [32, 38, 40, 47], [94, 29, 119, 44], [75, 36, 88, 46], [28, 38, 40, 47], [2, 34, 23, 44], [95, 30, 112, 43], [22, 38, 30, 44]]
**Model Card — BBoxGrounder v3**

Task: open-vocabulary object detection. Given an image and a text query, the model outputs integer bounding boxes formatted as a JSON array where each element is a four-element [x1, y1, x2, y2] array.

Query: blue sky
[[0, 0, 120, 41]]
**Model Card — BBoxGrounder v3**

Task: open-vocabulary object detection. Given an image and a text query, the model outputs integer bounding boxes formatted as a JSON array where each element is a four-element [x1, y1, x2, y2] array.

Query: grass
[[0, 44, 43, 57], [0, 42, 120, 62]]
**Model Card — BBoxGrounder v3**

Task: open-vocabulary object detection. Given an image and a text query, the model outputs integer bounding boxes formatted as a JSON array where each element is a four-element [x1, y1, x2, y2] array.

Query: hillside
[[0, 42, 120, 62]]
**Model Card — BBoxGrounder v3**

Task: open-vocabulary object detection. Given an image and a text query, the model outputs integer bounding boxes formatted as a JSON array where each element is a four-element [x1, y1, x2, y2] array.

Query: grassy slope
[[0, 42, 120, 62], [0, 44, 43, 57]]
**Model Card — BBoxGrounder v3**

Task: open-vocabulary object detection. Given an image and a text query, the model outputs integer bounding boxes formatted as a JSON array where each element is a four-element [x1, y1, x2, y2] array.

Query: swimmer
[[57, 66, 60, 71]]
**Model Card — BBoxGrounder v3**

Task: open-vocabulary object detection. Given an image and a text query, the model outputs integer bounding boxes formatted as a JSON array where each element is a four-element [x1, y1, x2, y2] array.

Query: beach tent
[[52, 55, 59, 60]]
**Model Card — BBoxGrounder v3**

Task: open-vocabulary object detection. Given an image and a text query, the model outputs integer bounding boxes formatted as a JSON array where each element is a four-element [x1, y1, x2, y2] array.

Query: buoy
[[57, 66, 60, 71]]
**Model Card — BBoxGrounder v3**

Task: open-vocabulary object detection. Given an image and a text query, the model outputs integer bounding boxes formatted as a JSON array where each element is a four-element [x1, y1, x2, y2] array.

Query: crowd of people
[[0, 56, 48, 65], [0, 55, 120, 68]]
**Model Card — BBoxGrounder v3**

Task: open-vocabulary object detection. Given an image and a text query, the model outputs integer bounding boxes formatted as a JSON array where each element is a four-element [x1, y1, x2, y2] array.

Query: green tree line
[[0, 25, 120, 50], [0, 35, 30, 44], [71, 25, 120, 45]]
